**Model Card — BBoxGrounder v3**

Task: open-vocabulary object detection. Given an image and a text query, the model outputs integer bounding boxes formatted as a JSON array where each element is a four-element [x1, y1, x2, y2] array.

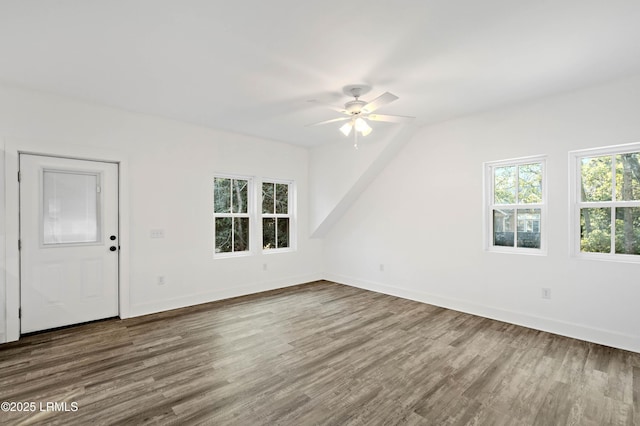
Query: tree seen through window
[[214, 177, 249, 254], [579, 152, 640, 255]]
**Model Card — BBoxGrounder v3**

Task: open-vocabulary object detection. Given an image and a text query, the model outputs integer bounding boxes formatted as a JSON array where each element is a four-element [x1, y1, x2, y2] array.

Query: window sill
[[262, 247, 296, 255], [486, 246, 547, 256], [213, 251, 252, 260], [572, 252, 640, 264]]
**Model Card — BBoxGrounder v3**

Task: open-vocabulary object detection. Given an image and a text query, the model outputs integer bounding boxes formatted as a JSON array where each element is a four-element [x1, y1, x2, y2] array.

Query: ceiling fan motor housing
[[345, 99, 367, 114]]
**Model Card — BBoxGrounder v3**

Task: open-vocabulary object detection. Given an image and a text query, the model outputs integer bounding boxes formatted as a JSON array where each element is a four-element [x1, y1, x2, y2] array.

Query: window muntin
[[486, 157, 546, 253], [214, 177, 251, 255], [572, 146, 640, 259], [262, 181, 292, 251]]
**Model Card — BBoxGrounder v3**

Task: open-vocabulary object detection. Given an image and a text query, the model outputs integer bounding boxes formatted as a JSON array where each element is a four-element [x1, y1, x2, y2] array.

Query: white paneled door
[[19, 154, 119, 333]]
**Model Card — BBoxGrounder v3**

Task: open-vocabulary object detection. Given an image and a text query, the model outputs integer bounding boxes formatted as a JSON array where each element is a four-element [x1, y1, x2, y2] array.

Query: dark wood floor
[[1, 280, 639, 425]]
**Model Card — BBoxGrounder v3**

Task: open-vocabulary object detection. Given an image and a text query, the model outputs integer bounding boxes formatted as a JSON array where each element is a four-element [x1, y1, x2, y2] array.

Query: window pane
[[580, 208, 611, 253], [494, 166, 516, 204], [214, 178, 231, 213], [262, 183, 275, 214], [277, 218, 289, 248], [215, 217, 232, 253], [233, 217, 249, 251], [615, 207, 640, 255], [516, 209, 541, 248], [616, 153, 640, 201], [493, 209, 514, 247], [518, 163, 542, 204], [263, 218, 276, 249], [275, 183, 289, 214], [232, 179, 248, 214], [43, 171, 99, 244], [581, 156, 612, 202]]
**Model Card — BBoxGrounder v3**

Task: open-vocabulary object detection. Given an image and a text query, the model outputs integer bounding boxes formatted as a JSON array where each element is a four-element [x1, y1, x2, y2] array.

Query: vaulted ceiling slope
[[2, 1, 640, 147]]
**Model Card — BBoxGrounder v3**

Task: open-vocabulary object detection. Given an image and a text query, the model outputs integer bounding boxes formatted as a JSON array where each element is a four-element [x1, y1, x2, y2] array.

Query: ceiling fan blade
[[306, 99, 348, 114], [306, 117, 351, 127], [367, 113, 415, 123], [362, 92, 399, 113]]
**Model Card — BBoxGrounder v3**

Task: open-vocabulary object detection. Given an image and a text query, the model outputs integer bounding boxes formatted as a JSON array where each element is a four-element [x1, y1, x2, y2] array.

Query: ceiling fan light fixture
[[339, 122, 353, 136], [354, 117, 372, 136]]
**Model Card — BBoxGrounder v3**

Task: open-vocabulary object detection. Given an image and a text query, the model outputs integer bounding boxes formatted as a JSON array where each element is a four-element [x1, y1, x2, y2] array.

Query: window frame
[[261, 178, 296, 254], [213, 174, 254, 259], [569, 142, 640, 263], [484, 155, 548, 255]]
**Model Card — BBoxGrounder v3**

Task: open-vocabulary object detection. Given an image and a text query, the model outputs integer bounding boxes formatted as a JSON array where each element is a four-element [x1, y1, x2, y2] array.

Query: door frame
[[3, 138, 131, 343]]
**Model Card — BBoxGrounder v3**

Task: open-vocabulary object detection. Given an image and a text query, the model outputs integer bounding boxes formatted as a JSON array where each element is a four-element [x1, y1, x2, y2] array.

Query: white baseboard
[[325, 273, 640, 354], [0, 332, 5, 344], [129, 273, 323, 318]]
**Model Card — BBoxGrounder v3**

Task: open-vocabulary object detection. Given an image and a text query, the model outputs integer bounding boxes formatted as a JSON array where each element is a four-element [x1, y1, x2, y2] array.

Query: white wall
[[1, 84, 323, 341], [324, 74, 640, 353], [309, 125, 417, 237], [309, 130, 394, 235]]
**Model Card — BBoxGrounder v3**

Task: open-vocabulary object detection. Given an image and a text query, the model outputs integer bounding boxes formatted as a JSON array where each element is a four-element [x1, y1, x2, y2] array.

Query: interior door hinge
[[17, 171, 21, 182], [18, 239, 21, 250], [97, 185, 101, 193], [18, 308, 21, 319]]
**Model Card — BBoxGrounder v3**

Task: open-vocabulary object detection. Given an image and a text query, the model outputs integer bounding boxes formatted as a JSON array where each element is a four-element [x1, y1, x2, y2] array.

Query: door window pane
[[43, 171, 100, 245], [580, 208, 611, 253]]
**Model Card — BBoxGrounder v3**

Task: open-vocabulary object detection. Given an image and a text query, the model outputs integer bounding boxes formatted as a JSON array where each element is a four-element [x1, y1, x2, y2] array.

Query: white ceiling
[[2, 1, 640, 147]]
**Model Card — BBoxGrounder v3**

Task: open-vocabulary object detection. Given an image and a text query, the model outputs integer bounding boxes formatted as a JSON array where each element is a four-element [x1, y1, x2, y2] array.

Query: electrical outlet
[[158, 276, 165, 286], [542, 288, 551, 299]]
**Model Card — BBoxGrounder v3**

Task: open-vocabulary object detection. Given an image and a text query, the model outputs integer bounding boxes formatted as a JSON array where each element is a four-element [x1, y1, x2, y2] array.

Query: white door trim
[[3, 138, 131, 343]]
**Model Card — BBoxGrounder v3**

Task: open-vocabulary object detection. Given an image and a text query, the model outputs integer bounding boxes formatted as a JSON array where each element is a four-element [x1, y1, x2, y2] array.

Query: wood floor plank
[[0, 280, 638, 425]]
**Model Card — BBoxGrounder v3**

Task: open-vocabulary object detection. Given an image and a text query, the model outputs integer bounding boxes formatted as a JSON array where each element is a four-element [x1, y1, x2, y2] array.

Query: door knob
[[110, 246, 117, 252], [110, 235, 117, 241]]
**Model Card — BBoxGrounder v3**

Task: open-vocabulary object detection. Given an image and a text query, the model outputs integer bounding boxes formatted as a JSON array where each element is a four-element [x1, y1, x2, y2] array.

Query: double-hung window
[[262, 181, 293, 251], [214, 176, 251, 256], [570, 143, 640, 261], [213, 176, 296, 257], [485, 156, 546, 253]]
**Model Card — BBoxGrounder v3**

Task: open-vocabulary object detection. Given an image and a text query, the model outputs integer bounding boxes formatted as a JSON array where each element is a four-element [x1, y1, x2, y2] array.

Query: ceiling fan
[[307, 85, 414, 148]]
